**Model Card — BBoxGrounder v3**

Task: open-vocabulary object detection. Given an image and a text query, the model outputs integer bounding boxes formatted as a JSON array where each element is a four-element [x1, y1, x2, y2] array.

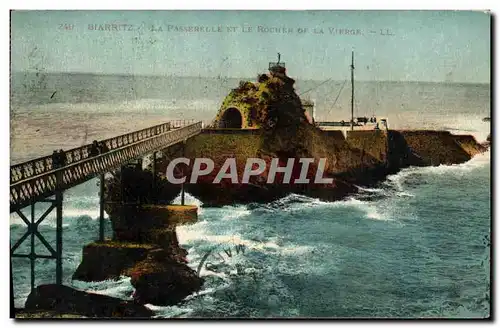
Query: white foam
[[354, 185, 386, 194], [71, 276, 134, 300], [387, 149, 490, 191], [179, 230, 280, 252], [146, 304, 195, 319], [219, 206, 252, 220], [279, 245, 315, 256], [338, 197, 390, 221], [198, 267, 230, 280]]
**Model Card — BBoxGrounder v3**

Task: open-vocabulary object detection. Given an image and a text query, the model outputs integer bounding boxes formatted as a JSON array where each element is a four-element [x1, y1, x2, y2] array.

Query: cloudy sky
[[10, 10, 490, 82]]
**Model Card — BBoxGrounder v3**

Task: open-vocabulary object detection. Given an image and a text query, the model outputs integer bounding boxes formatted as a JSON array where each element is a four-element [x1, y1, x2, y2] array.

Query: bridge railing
[[10, 121, 174, 184], [170, 119, 197, 129], [10, 122, 202, 212]]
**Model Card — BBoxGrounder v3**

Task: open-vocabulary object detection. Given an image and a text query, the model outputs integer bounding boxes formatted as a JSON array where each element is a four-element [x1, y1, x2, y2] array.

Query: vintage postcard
[[9, 10, 491, 319]]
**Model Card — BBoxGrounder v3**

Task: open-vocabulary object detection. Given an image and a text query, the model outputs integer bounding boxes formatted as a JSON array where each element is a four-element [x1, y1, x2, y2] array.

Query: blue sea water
[[10, 74, 491, 318]]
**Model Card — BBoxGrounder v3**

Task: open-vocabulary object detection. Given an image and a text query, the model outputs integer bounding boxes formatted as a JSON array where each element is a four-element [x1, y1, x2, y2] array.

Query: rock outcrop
[[72, 241, 156, 282], [125, 249, 203, 305], [72, 205, 203, 306], [24, 284, 153, 318], [398, 130, 471, 166], [452, 134, 487, 157], [212, 66, 306, 129]]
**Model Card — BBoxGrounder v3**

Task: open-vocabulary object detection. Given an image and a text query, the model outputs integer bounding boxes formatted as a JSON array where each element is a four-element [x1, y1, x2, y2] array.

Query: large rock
[[125, 249, 204, 306], [212, 66, 306, 129], [72, 240, 189, 282], [72, 241, 155, 282], [400, 130, 472, 166], [24, 284, 153, 318], [107, 203, 198, 242]]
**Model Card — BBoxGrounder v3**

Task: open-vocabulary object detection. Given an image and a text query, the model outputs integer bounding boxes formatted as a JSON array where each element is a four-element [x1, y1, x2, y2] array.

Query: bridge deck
[[10, 121, 202, 212]]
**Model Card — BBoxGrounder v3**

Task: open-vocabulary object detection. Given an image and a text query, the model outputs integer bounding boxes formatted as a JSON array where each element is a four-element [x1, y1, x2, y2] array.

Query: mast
[[350, 50, 355, 131]]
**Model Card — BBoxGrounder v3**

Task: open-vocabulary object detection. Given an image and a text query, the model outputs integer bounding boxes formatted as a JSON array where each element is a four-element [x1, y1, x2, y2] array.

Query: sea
[[10, 72, 491, 318]]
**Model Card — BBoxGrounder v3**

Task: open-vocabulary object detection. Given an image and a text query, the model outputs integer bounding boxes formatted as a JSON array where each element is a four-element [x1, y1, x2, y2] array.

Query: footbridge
[[10, 120, 203, 290]]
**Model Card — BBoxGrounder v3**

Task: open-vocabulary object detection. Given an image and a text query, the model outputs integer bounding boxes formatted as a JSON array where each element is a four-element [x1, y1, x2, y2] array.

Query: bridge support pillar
[[55, 189, 63, 285], [30, 202, 35, 290], [152, 152, 157, 204], [181, 141, 186, 206], [10, 255, 14, 318], [10, 194, 64, 293], [99, 174, 105, 241], [55, 168, 64, 286], [181, 184, 185, 206]]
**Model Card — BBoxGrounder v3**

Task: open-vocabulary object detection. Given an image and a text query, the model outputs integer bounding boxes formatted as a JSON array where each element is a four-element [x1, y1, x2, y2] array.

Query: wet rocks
[[24, 284, 153, 318], [125, 249, 204, 306], [72, 241, 155, 282], [72, 204, 203, 307]]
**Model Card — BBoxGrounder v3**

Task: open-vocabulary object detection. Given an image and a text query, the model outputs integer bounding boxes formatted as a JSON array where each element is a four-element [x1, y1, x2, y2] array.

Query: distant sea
[[10, 72, 490, 318]]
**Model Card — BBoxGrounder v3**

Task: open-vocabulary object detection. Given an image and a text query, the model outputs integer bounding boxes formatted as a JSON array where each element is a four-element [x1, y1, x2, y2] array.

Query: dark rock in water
[[24, 284, 153, 318], [72, 241, 155, 282], [398, 130, 472, 166], [125, 249, 204, 306], [483, 117, 491, 122], [482, 134, 491, 148]]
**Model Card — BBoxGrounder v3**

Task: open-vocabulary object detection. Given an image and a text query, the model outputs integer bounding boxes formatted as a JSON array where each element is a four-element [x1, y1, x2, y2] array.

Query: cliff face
[[153, 123, 390, 205], [399, 130, 473, 166], [149, 126, 485, 206], [346, 130, 388, 163]]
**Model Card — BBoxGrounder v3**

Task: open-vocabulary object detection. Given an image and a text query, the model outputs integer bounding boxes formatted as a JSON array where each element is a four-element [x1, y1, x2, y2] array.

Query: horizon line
[[10, 70, 491, 85]]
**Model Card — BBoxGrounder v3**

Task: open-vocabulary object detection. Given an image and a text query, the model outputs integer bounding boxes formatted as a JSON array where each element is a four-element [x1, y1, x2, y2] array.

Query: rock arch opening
[[218, 107, 243, 128]]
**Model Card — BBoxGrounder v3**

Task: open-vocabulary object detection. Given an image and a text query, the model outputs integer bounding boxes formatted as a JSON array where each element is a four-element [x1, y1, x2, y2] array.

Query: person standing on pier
[[89, 140, 100, 157], [52, 150, 66, 169]]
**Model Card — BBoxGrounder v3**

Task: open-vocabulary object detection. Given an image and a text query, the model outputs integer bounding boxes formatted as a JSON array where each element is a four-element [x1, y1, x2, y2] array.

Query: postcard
[[10, 10, 491, 319]]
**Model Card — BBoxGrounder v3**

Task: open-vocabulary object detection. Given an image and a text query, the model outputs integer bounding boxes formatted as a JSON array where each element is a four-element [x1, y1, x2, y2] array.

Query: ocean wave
[[71, 276, 134, 300], [334, 197, 391, 221], [147, 304, 195, 318], [385, 149, 490, 192], [259, 193, 392, 221], [178, 228, 281, 252]]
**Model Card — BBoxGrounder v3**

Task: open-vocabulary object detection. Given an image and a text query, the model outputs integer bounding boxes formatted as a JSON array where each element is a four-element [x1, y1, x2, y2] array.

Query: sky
[[10, 10, 491, 83]]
